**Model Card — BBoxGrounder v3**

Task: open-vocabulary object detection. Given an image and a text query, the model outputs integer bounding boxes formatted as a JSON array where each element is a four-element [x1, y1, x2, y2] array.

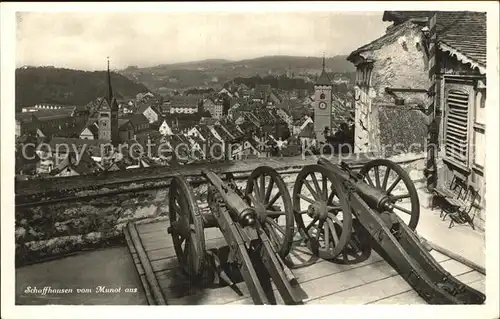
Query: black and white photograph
[[1, 1, 499, 318]]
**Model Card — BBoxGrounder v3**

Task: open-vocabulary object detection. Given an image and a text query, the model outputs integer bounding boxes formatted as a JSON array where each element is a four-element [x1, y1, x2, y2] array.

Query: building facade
[[348, 11, 487, 230], [313, 58, 333, 143], [98, 61, 120, 145]]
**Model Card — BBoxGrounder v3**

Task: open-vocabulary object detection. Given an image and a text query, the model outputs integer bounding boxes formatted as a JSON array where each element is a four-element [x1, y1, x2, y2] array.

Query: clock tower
[[314, 55, 332, 143], [98, 57, 119, 145]]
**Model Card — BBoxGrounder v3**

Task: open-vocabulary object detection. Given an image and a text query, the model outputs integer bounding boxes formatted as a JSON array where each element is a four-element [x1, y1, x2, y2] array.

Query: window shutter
[[445, 90, 469, 167]]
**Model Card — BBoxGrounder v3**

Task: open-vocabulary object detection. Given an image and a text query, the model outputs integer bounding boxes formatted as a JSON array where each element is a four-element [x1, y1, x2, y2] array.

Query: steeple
[[106, 57, 113, 105], [316, 53, 331, 86]]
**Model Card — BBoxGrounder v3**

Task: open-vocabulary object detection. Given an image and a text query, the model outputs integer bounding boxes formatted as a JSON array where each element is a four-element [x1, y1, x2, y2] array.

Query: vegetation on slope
[[16, 67, 150, 111]]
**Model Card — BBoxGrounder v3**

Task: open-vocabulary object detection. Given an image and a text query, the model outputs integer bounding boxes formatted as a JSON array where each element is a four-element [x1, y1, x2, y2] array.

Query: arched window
[[320, 93, 325, 100]]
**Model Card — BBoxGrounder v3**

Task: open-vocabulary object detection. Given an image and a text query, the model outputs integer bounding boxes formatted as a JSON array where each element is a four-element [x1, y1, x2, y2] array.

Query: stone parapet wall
[[15, 154, 426, 267]]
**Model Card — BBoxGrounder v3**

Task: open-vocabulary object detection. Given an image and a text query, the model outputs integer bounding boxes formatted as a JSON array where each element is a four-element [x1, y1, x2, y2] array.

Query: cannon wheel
[[169, 176, 206, 280], [245, 166, 294, 259], [330, 219, 372, 265], [359, 159, 420, 230], [293, 164, 352, 260]]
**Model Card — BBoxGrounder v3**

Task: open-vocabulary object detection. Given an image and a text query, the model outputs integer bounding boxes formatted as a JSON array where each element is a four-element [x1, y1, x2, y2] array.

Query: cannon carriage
[[164, 157, 486, 305]]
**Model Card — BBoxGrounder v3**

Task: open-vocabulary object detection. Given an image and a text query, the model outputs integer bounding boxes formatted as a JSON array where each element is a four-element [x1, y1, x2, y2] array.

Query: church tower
[[313, 55, 332, 143], [98, 57, 119, 145]]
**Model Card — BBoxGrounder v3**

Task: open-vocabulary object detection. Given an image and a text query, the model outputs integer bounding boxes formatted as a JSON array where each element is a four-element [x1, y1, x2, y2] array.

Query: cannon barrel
[[317, 158, 394, 212], [201, 169, 257, 226]]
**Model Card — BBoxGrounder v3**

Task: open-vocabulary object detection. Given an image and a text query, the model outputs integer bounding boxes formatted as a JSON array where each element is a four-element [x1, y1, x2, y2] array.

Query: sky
[[16, 11, 390, 71]]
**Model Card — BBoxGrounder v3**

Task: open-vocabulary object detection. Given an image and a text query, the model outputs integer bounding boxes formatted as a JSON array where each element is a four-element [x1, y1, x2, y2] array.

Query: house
[[186, 126, 206, 141], [301, 96, 314, 107], [230, 138, 261, 160], [169, 134, 193, 164], [199, 117, 219, 126], [15, 107, 86, 138], [99, 159, 128, 172], [125, 157, 156, 170], [237, 83, 249, 93], [235, 115, 246, 125], [50, 150, 102, 178], [349, 10, 487, 230], [331, 93, 355, 132], [187, 135, 207, 160], [298, 122, 317, 149], [219, 120, 245, 141], [202, 98, 217, 117], [119, 103, 134, 115], [168, 96, 200, 114], [240, 89, 251, 99], [213, 99, 224, 120], [227, 100, 242, 120], [79, 123, 100, 140], [242, 112, 261, 128], [218, 88, 233, 98], [293, 116, 314, 136], [122, 114, 150, 137], [213, 125, 234, 144], [15, 113, 37, 137], [275, 108, 293, 126], [22, 103, 74, 112], [118, 119, 136, 141], [268, 89, 283, 105], [347, 16, 433, 154], [159, 119, 174, 136], [137, 103, 160, 123], [34, 137, 109, 175]]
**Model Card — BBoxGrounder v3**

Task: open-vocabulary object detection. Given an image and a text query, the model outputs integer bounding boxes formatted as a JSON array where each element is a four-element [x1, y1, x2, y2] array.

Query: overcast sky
[[16, 11, 390, 71]]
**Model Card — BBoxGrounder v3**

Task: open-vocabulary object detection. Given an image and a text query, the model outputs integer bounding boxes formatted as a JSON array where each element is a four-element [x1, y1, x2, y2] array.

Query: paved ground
[[414, 189, 485, 269]]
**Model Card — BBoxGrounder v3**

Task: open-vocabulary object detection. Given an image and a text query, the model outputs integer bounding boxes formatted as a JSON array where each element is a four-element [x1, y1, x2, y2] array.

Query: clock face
[[319, 102, 327, 110]]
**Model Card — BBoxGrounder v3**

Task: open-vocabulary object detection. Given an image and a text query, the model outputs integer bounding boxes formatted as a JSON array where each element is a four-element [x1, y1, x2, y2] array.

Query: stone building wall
[[353, 23, 430, 156]]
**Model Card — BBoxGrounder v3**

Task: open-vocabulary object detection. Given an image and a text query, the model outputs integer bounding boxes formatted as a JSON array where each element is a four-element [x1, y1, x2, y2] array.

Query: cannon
[[167, 166, 301, 305], [165, 157, 485, 305], [291, 157, 486, 305]]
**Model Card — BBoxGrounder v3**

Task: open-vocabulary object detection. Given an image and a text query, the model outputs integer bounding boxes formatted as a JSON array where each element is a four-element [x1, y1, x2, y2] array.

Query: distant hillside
[[119, 55, 355, 91], [16, 67, 150, 111], [231, 55, 354, 72]]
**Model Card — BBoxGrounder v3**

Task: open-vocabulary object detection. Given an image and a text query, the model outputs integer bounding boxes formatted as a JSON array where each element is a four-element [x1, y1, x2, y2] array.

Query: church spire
[[316, 53, 331, 86], [106, 56, 113, 105]]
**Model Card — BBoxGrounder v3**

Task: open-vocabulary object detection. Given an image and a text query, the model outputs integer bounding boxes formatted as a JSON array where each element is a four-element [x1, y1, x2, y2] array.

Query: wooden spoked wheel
[[169, 176, 206, 280], [293, 164, 353, 260], [330, 219, 372, 265], [359, 159, 420, 230], [245, 166, 294, 259]]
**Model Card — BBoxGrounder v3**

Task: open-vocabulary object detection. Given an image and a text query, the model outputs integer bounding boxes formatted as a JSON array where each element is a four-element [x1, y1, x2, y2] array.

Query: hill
[[118, 55, 355, 91], [15, 67, 150, 111]]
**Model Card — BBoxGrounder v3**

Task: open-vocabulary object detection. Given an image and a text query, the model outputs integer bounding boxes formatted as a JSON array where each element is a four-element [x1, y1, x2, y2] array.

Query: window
[[444, 89, 470, 168], [320, 93, 325, 100]]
